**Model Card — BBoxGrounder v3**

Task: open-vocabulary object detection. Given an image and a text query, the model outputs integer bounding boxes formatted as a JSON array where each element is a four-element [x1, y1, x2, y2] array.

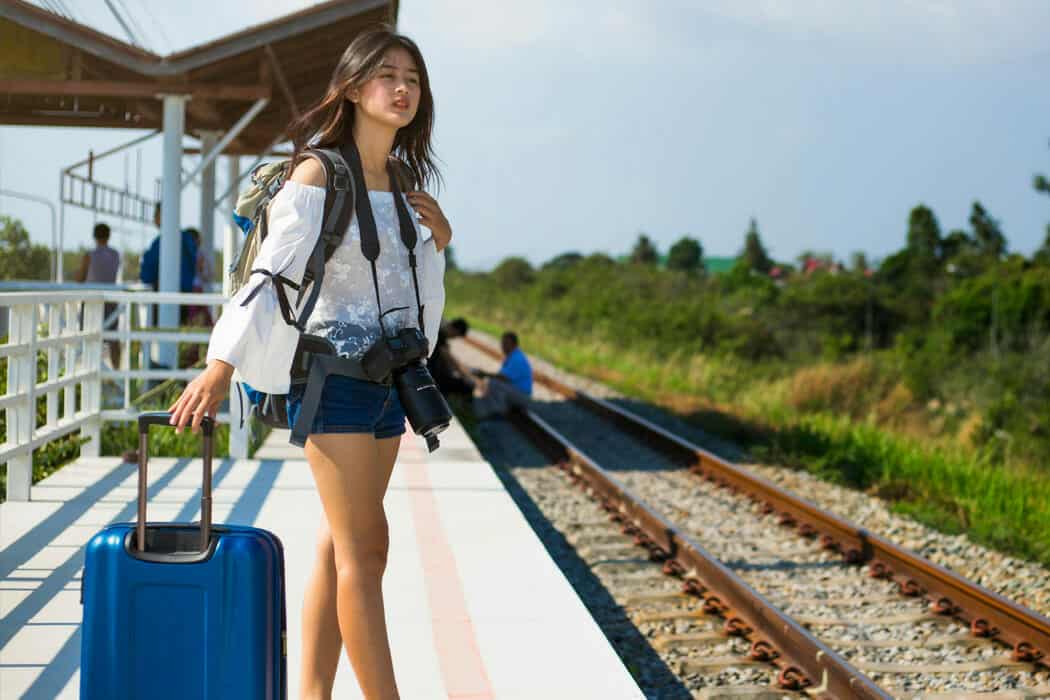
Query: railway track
[[454, 335, 1050, 698]]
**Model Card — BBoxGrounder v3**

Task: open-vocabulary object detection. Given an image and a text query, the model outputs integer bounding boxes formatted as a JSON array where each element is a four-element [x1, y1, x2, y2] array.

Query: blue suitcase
[[80, 412, 288, 699]]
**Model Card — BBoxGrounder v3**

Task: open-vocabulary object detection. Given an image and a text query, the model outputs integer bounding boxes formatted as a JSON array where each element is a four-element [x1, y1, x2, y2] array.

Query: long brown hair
[[287, 25, 441, 191]]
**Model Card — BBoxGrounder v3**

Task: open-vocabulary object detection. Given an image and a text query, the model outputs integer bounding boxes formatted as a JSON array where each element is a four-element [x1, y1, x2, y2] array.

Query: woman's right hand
[[167, 360, 235, 434]]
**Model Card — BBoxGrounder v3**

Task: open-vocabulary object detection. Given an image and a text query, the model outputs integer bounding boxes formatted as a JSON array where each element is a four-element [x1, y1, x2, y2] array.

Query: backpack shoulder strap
[[308, 147, 355, 262], [290, 147, 355, 328]]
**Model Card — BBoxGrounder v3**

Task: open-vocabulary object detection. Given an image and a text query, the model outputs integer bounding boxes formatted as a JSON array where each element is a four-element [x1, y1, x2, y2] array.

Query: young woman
[[167, 27, 451, 700]]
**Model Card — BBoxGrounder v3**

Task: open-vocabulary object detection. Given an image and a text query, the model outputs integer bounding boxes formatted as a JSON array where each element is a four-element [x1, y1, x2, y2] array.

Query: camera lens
[[394, 363, 452, 452]]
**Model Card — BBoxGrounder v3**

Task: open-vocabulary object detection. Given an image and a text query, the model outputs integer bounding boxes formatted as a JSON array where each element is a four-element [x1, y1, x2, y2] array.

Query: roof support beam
[[0, 79, 271, 101], [264, 44, 300, 119], [63, 129, 161, 173], [0, 114, 160, 129], [182, 98, 269, 188], [199, 130, 220, 281]]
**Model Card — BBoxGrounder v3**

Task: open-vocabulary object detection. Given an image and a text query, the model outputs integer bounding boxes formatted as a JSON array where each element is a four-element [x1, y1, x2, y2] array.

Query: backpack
[[228, 147, 354, 429], [228, 147, 416, 430]]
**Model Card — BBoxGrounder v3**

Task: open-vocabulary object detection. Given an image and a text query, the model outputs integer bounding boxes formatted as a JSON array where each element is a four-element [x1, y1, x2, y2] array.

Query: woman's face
[[349, 47, 421, 130]]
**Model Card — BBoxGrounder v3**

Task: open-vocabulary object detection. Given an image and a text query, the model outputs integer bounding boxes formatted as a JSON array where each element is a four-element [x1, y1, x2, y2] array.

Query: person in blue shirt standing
[[472, 331, 533, 419], [138, 204, 200, 380], [139, 204, 200, 329], [140, 236, 198, 295]]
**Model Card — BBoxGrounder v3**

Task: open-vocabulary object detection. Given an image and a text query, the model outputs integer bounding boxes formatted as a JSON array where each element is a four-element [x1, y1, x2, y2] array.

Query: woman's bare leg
[[298, 512, 341, 700], [299, 435, 402, 699], [304, 433, 401, 700], [375, 434, 402, 493]]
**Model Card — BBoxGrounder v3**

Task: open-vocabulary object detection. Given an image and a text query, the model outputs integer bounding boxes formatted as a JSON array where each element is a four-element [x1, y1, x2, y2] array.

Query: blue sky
[[1, 1, 1049, 272]]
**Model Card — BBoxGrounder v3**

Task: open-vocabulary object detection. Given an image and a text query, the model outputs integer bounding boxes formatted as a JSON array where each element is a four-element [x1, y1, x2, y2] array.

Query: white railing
[[0, 289, 249, 502]]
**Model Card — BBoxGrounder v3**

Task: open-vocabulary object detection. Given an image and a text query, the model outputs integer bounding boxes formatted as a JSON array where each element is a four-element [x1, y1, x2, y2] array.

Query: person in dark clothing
[[184, 228, 213, 327], [139, 203, 200, 326], [139, 231, 198, 295], [430, 317, 474, 399], [139, 204, 200, 382]]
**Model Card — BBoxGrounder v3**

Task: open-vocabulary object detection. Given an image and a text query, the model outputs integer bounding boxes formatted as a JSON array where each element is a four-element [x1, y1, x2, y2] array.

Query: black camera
[[362, 328, 452, 452], [362, 327, 428, 380]]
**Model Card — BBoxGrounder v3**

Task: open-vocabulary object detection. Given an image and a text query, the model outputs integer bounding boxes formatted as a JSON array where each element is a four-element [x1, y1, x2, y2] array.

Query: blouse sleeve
[[206, 181, 326, 391], [419, 237, 447, 359]]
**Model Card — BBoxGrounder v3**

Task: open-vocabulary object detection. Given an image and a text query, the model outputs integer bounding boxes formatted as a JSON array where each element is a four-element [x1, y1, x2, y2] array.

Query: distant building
[[703, 257, 738, 274]]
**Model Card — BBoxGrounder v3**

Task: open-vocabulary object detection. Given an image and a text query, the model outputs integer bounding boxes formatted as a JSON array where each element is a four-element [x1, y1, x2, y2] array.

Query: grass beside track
[[449, 304, 1050, 568]]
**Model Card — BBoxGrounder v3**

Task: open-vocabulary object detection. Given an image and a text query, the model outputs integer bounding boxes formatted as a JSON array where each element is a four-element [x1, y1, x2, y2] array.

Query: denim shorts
[[285, 374, 406, 439]]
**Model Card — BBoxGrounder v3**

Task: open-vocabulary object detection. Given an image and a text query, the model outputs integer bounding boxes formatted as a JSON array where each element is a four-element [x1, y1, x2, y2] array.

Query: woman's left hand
[[406, 191, 452, 252]]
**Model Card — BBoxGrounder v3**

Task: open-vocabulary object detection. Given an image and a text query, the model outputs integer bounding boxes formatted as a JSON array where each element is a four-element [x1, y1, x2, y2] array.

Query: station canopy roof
[[0, 0, 399, 155]]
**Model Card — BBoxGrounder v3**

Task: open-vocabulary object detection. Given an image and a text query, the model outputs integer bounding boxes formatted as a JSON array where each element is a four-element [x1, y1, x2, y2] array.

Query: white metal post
[[7, 305, 34, 501], [63, 301, 76, 422], [81, 300, 102, 457], [57, 176, 66, 282], [199, 131, 220, 292], [121, 299, 132, 409], [222, 154, 250, 458], [223, 155, 249, 458], [222, 155, 241, 297], [46, 304, 59, 428], [157, 94, 187, 370]]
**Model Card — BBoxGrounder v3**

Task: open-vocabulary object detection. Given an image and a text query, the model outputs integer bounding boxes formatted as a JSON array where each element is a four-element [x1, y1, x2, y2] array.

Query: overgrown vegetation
[[447, 190, 1050, 565]]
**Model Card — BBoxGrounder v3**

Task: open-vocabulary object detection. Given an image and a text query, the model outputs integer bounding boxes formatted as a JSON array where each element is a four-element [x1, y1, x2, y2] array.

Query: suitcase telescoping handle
[[136, 412, 215, 554]]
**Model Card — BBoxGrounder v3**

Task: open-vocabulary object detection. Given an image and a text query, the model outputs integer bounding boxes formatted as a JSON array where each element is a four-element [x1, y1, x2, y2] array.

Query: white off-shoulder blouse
[[205, 180, 446, 394]]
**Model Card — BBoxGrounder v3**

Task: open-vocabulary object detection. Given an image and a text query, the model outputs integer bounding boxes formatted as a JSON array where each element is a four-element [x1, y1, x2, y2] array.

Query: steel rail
[[510, 407, 889, 698], [463, 334, 1050, 667]]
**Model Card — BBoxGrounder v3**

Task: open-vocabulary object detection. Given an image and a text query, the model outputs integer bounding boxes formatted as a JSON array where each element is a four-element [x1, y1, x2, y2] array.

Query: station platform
[[0, 417, 644, 699]]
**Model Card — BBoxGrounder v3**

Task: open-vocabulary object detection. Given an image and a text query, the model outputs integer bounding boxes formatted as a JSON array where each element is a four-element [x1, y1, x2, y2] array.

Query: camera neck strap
[[341, 140, 426, 336]]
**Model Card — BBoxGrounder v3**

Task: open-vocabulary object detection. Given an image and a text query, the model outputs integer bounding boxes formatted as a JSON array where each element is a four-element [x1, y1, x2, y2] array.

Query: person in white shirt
[[167, 27, 452, 700]]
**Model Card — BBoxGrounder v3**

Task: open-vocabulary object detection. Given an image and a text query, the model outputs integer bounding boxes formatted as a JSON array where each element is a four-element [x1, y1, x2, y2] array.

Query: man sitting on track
[[471, 330, 533, 419]]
